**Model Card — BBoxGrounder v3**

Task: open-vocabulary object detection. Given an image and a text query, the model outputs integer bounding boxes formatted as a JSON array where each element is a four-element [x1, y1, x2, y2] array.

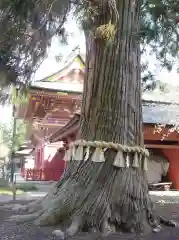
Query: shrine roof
[[143, 90, 179, 125], [49, 100, 179, 142], [48, 113, 80, 143], [31, 81, 83, 94], [143, 100, 179, 125], [31, 54, 85, 94]]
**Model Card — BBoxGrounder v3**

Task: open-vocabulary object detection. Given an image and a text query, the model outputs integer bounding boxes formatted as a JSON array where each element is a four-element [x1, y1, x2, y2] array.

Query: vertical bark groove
[[80, 0, 142, 146]]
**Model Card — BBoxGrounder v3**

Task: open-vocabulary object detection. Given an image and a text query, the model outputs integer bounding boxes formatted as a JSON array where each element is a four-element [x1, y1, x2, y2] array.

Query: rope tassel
[[132, 152, 139, 167], [91, 147, 105, 162], [139, 153, 142, 168], [143, 156, 148, 171], [74, 145, 84, 161], [64, 149, 72, 162], [113, 150, 125, 168], [126, 153, 130, 167], [66, 140, 149, 168], [84, 147, 90, 161], [71, 146, 76, 161]]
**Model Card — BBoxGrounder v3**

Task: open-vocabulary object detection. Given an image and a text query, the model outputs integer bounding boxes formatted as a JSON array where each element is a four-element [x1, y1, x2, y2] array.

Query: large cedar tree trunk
[[8, 0, 175, 237]]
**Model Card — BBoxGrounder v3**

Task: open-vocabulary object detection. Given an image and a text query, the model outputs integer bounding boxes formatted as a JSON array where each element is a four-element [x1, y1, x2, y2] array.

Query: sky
[[33, 17, 179, 85], [1, 16, 179, 123], [34, 17, 86, 81]]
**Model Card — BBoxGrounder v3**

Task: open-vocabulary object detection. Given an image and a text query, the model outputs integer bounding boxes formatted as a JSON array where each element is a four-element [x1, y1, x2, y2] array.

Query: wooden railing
[[21, 168, 64, 181]]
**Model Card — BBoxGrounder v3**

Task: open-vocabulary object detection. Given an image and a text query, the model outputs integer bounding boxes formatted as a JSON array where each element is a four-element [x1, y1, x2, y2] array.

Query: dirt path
[[0, 200, 58, 240], [0, 212, 54, 240], [0, 200, 179, 239]]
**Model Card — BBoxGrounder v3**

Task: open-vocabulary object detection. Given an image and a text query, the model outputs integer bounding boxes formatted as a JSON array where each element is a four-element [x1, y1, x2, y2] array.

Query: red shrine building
[[15, 55, 84, 180], [15, 55, 179, 189]]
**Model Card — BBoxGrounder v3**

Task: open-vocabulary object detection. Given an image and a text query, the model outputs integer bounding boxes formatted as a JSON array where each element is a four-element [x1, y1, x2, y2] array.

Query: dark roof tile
[[142, 101, 179, 125]]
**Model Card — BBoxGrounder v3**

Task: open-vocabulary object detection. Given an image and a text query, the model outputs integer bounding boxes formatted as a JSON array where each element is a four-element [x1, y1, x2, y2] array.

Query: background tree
[[2, 0, 179, 237], [0, 120, 27, 152], [0, 120, 26, 177], [0, 136, 9, 178]]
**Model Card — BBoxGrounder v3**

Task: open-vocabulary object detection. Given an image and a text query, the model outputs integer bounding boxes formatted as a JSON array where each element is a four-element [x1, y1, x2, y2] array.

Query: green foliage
[[12, 87, 30, 105], [142, 79, 170, 92], [141, 0, 179, 77], [0, 119, 27, 152], [0, 0, 71, 89]]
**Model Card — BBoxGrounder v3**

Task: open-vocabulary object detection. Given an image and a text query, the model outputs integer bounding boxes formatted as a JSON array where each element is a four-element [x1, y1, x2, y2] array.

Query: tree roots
[[8, 201, 178, 237], [8, 190, 178, 237], [7, 163, 179, 237]]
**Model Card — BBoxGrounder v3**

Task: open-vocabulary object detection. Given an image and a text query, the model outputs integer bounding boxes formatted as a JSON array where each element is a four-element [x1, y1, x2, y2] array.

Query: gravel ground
[[1, 198, 179, 240], [0, 200, 59, 240]]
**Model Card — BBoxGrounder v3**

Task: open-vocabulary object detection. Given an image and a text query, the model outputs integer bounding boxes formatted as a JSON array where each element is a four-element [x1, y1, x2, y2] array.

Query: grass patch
[[0, 178, 38, 195], [0, 182, 38, 195], [0, 187, 23, 195]]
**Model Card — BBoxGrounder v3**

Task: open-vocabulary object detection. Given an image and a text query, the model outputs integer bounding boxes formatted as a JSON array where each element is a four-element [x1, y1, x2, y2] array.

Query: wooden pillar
[[162, 149, 179, 190], [40, 142, 45, 169], [35, 148, 40, 169]]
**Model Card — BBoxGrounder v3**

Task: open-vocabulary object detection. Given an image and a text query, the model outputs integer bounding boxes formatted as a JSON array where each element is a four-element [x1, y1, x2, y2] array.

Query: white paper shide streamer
[[126, 153, 130, 168], [132, 152, 139, 167], [64, 148, 72, 162], [74, 145, 84, 161], [84, 147, 90, 161], [91, 147, 105, 162], [113, 150, 125, 167], [143, 156, 148, 171]]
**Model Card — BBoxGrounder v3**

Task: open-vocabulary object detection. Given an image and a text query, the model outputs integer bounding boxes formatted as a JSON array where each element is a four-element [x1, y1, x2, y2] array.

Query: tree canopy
[[0, 0, 178, 90]]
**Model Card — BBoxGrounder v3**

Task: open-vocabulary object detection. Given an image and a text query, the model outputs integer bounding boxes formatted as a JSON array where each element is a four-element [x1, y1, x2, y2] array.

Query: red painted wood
[[22, 167, 65, 181], [162, 149, 179, 190], [22, 148, 66, 181]]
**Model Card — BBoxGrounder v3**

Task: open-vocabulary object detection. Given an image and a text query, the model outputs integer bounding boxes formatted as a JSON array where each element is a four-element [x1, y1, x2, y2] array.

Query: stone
[[152, 225, 161, 233], [52, 229, 65, 239]]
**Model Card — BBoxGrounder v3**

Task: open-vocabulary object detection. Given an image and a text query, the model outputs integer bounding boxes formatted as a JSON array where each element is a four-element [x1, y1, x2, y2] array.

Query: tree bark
[[8, 0, 177, 236], [80, 2, 142, 146]]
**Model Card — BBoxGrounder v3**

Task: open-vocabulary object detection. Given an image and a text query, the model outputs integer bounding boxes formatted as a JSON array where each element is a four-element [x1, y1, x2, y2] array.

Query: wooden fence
[[21, 168, 64, 181]]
